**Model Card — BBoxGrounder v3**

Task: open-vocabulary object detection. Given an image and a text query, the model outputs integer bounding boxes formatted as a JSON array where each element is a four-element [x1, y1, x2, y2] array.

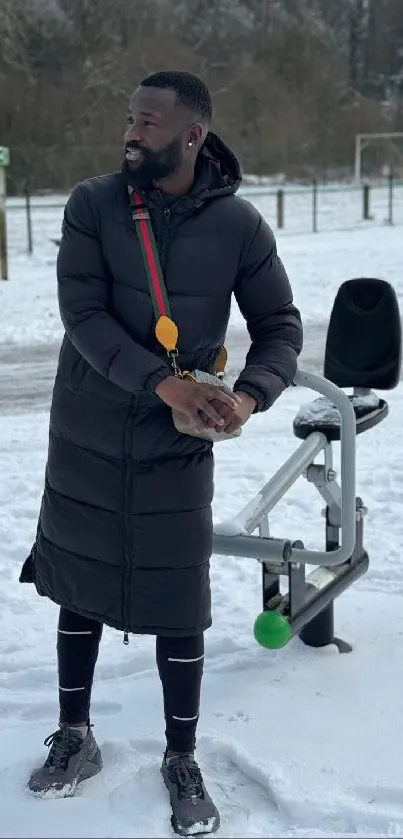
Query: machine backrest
[[324, 278, 401, 390]]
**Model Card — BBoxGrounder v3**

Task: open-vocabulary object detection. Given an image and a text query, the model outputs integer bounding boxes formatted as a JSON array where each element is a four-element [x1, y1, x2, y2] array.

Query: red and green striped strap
[[128, 187, 171, 321]]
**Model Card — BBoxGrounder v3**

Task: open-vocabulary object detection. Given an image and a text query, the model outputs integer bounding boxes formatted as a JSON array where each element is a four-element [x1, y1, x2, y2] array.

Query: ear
[[187, 122, 205, 150]]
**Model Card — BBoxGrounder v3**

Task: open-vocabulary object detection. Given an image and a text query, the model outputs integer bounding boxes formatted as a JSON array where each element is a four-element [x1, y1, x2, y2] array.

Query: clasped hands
[[155, 376, 257, 435]]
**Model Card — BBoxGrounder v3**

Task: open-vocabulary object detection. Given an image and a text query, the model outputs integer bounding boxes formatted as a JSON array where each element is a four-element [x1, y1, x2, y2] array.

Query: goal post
[[354, 133, 403, 182]]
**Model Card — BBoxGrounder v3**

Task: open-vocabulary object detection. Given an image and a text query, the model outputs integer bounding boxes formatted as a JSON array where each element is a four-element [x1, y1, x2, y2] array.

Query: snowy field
[[6, 181, 403, 258], [1, 193, 403, 838]]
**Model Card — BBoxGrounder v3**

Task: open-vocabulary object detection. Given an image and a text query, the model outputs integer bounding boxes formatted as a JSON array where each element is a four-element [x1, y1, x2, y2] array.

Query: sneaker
[[161, 752, 220, 836], [28, 723, 102, 798]]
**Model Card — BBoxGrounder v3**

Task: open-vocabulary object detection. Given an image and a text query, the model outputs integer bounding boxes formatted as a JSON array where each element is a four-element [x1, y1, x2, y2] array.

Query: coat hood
[[192, 131, 242, 200]]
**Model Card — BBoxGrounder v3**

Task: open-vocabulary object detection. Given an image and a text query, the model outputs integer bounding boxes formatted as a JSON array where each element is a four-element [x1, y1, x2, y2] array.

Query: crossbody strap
[[128, 185, 227, 378], [128, 186, 182, 375]]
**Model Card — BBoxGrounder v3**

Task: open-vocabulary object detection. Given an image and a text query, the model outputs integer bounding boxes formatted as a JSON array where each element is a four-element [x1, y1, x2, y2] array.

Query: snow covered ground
[[1, 195, 403, 838], [6, 181, 403, 259]]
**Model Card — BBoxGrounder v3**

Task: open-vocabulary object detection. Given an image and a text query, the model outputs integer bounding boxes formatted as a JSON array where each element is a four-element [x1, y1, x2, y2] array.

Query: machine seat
[[293, 392, 388, 442], [293, 277, 400, 442]]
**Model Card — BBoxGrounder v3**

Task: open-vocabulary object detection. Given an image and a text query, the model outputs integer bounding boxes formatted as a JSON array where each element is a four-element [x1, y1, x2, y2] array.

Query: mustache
[[125, 141, 146, 152]]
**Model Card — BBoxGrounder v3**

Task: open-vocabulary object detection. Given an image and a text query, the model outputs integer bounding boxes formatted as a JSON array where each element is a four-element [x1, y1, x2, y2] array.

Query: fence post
[[312, 179, 318, 232], [387, 170, 394, 225], [277, 189, 284, 228], [0, 146, 10, 280], [362, 183, 371, 220], [24, 182, 33, 255]]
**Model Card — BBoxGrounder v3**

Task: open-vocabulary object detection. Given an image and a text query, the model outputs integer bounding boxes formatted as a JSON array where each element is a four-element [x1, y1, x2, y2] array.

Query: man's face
[[123, 86, 189, 186]]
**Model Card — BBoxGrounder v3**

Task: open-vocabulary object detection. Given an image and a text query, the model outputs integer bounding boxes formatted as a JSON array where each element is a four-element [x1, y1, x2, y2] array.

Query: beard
[[123, 135, 183, 188]]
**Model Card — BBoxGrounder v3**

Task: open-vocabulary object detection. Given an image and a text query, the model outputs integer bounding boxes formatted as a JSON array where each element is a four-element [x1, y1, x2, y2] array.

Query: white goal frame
[[354, 132, 403, 181]]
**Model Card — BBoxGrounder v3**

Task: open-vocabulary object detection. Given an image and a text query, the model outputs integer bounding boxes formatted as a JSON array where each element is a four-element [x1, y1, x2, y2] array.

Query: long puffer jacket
[[20, 132, 303, 638]]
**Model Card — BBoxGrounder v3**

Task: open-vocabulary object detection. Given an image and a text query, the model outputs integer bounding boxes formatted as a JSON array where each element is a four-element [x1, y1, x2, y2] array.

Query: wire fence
[[2, 178, 403, 275]]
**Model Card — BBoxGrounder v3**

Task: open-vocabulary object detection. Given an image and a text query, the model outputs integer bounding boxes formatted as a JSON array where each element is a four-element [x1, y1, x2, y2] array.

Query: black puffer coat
[[20, 133, 303, 638]]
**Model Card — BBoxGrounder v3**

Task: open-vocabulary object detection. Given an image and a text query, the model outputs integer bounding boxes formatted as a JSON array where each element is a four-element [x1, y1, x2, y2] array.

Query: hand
[[200, 391, 257, 434], [155, 376, 240, 433]]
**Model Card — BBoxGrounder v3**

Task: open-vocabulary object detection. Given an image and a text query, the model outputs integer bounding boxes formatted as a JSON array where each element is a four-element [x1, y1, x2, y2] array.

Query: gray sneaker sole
[[28, 747, 103, 799], [170, 811, 220, 837]]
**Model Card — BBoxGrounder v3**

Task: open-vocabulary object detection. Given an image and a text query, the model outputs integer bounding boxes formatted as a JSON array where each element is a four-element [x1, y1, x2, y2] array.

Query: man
[[20, 71, 303, 835]]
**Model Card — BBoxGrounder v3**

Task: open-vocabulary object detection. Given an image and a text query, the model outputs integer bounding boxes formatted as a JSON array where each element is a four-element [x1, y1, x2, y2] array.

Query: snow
[[294, 392, 381, 427], [1, 196, 403, 837], [178, 816, 218, 836], [214, 493, 264, 536], [4, 189, 403, 341]]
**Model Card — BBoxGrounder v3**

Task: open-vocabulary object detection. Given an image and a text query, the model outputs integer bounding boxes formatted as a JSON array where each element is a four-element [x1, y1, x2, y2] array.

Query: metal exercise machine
[[213, 278, 402, 652]]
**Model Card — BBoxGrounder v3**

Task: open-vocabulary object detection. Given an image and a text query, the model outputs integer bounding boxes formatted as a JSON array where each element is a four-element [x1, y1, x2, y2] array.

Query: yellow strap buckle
[[155, 315, 178, 353]]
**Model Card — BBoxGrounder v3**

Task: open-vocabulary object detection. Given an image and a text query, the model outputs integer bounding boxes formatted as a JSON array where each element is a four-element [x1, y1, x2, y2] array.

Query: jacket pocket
[[69, 355, 90, 392]]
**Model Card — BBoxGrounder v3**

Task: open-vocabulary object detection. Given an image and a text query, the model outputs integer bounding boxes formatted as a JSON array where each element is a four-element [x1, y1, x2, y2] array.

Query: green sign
[[0, 147, 10, 167]]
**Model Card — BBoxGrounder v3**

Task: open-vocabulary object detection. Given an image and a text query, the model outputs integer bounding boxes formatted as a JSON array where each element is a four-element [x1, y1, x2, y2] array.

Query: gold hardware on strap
[[154, 316, 183, 376], [167, 349, 183, 378]]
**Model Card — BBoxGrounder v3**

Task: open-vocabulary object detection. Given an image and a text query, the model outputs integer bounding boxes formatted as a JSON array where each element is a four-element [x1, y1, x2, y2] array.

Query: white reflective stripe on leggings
[[59, 685, 86, 692], [172, 714, 199, 722], [167, 655, 204, 663]]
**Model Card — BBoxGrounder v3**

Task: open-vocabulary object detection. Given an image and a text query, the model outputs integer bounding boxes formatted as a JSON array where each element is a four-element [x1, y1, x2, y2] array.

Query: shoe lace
[[43, 726, 82, 772], [168, 755, 205, 801]]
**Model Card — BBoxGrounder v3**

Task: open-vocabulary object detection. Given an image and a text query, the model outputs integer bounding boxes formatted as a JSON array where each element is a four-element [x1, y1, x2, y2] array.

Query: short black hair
[[140, 71, 212, 123]]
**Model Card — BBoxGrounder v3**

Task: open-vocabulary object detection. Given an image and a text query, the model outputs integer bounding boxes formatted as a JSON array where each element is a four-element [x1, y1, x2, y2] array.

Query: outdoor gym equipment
[[213, 278, 402, 652]]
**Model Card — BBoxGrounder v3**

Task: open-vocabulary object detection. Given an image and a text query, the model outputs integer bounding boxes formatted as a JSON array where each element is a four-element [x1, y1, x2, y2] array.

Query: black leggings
[[57, 607, 204, 754]]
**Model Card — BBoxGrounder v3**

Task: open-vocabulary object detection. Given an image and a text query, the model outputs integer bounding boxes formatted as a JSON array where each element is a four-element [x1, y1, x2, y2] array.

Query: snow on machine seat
[[293, 391, 388, 441]]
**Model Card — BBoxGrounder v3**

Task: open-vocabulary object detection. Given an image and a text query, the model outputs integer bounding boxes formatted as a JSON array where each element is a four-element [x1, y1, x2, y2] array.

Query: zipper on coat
[[160, 207, 171, 273], [122, 399, 137, 646], [123, 203, 170, 643]]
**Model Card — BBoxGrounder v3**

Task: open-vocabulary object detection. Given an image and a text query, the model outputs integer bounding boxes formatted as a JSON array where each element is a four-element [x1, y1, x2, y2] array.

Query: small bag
[[128, 187, 241, 442]]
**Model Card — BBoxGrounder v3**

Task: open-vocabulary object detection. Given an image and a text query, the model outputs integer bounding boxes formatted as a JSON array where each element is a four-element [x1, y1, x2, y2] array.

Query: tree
[[1, 0, 402, 190]]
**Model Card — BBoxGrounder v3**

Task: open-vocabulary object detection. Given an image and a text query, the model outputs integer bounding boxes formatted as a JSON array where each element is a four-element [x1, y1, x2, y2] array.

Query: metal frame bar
[[213, 369, 357, 567], [284, 554, 369, 639]]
